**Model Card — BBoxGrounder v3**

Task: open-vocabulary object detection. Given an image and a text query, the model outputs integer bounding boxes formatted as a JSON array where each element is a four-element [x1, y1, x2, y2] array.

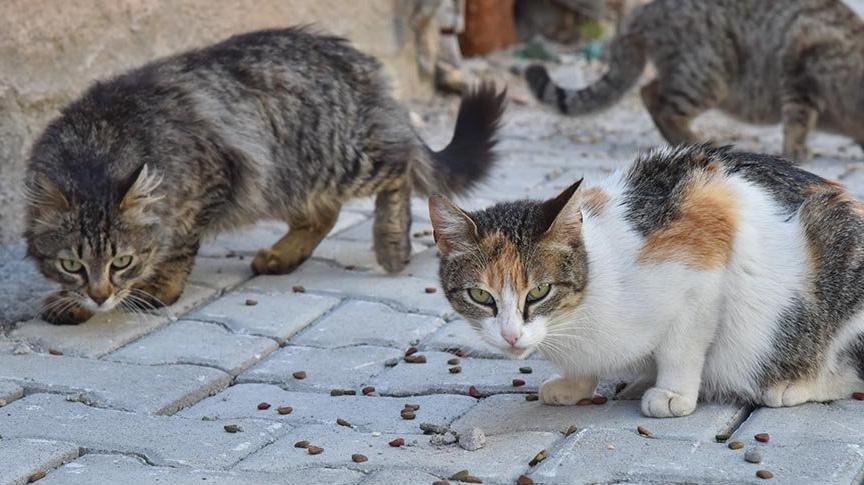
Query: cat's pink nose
[[502, 333, 520, 346]]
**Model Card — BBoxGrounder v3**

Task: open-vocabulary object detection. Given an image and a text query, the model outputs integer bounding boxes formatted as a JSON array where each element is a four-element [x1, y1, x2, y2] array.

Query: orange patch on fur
[[480, 232, 527, 292], [582, 187, 610, 217], [638, 176, 738, 269]]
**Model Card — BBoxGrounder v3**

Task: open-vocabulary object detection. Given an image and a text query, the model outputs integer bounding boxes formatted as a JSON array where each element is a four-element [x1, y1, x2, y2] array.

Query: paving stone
[[453, 394, 747, 442], [241, 261, 453, 319], [180, 383, 477, 434], [291, 300, 445, 349], [310, 238, 425, 272], [371, 351, 557, 397], [187, 290, 340, 343], [236, 424, 558, 483], [0, 354, 230, 415], [0, 394, 285, 469], [0, 380, 24, 406], [421, 319, 508, 358], [42, 454, 363, 485], [734, 402, 864, 445], [106, 320, 279, 376], [530, 428, 864, 485], [164, 283, 221, 316], [0, 438, 80, 485], [238, 345, 402, 393], [399, 246, 441, 281], [188, 256, 255, 291], [360, 469, 444, 484], [334, 218, 434, 247]]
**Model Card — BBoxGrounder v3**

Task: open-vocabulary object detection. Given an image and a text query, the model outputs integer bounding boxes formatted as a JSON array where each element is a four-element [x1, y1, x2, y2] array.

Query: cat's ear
[[428, 194, 479, 254], [541, 179, 583, 240], [120, 164, 163, 223]]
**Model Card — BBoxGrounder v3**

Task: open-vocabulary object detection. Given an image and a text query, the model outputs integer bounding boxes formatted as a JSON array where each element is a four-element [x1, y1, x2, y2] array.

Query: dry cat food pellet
[[343, 389, 357, 396], [223, 424, 242, 433], [519, 366, 533, 374], [529, 449, 548, 467], [330, 389, 344, 397], [344, 265, 357, 270], [277, 406, 293, 415], [754, 433, 770, 443], [525, 394, 539, 402], [245, 298, 258, 306], [512, 379, 526, 387], [425, 287, 438, 294], [351, 453, 368, 463], [404, 403, 420, 411], [292, 371, 307, 380], [401, 409, 416, 420], [449, 365, 462, 374], [448, 358, 460, 365], [728, 440, 745, 450], [257, 402, 271, 410], [853, 392, 864, 400], [307, 445, 324, 455], [294, 440, 310, 448], [468, 386, 482, 398], [404, 354, 427, 364], [450, 470, 482, 482], [637, 426, 653, 438], [385, 358, 399, 367], [291, 285, 306, 293], [389, 437, 405, 447], [405, 346, 419, 356], [432, 481, 450, 485], [517, 475, 535, 485], [362, 386, 376, 395], [28, 471, 46, 482], [576, 398, 593, 406], [337, 418, 352, 427], [745, 448, 763, 464], [48, 348, 63, 356], [592, 395, 608, 405], [756, 470, 774, 479], [565, 425, 579, 436]]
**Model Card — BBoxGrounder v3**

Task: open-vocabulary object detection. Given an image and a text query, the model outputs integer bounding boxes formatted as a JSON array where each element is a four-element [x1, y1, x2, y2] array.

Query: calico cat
[[431, 144, 864, 417], [524, 0, 864, 161], [24, 27, 505, 325]]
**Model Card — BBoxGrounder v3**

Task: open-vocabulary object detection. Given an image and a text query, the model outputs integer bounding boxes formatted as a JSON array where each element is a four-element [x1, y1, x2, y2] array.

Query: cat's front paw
[[761, 380, 815, 408], [251, 248, 307, 275], [641, 387, 697, 417], [539, 375, 597, 406], [41, 293, 93, 325]]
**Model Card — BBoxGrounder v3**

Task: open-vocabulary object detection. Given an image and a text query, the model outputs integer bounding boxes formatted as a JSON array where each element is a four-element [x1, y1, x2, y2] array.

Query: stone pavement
[[3, 53, 864, 485]]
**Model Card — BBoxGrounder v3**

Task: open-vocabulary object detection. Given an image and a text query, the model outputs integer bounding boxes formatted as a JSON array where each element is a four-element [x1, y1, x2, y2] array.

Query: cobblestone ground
[[2, 54, 864, 485]]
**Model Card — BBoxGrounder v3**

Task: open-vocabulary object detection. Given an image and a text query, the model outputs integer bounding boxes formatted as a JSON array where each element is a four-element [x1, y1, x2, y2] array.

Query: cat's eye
[[111, 255, 133, 269], [467, 288, 495, 306], [59, 259, 82, 273], [526, 283, 551, 303]]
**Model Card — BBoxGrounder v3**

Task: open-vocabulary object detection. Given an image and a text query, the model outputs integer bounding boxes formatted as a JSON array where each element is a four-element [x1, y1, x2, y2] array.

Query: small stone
[[519, 366, 533, 374], [754, 433, 770, 443], [351, 453, 368, 463], [430, 432, 458, 446], [245, 298, 258, 306], [756, 470, 774, 480], [512, 379, 526, 387], [450, 470, 478, 482], [292, 371, 307, 380], [276, 406, 293, 415], [48, 348, 63, 356], [389, 437, 405, 447], [337, 418, 352, 427], [28, 471, 46, 483], [745, 448, 763, 464], [344, 265, 357, 270], [447, 358, 460, 365], [362, 386, 376, 396], [291, 285, 306, 293], [458, 427, 487, 451], [257, 402, 271, 410], [449, 366, 462, 374], [294, 440, 310, 448], [343, 389, 357, 396], [576, 398, 593, 406], [517, 476, 534, 485], [592, 395, 608, 405], [401, 409, 416, 420], [852, 392, 864, 400], [425, 287, 438, 294], [728, 440, 745, 450], [404, 354, 427, 364], [468, 386, 482, 398], [307, 445, 324, 455], [529, 449, 548, 467], [371, 432, 382, 437], [525, 394, 539, 402], [637, 426, 653, 438], [420, 422, 451, 434], [404, 404, 420, 411], [564, 425, 579, 436], [715, 433, 730, 443], [385, 358, 399, 367], [330, 389, 344, 397], [223, 424, 242, 433], [405, 346, 419, 356]]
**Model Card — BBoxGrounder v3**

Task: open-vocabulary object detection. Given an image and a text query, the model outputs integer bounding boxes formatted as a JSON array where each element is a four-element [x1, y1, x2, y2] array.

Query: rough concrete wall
[[0, 0, 431, 243]]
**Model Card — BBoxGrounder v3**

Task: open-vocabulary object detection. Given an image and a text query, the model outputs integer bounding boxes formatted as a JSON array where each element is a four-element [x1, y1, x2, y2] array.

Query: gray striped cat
[[526, 0, 864, 160], [24, 27, 505, 325]]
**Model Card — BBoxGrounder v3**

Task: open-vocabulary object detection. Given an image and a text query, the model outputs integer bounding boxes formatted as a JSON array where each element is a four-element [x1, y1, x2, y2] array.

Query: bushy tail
[[524, 32, 646, 115], [412, 82, 506, 196]]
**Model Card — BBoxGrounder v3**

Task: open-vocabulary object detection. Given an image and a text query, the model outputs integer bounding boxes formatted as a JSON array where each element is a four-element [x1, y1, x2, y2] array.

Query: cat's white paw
[[761, 380, 814, 407], [641, 387, 697, 417], [539, 376, 596, 406]]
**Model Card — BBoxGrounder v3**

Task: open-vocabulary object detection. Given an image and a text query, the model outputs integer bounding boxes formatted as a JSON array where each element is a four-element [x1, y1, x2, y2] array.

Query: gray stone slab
[[163, 283, 221, 316], [0, 353, 230, 415], [0, 380, 24, 406], [734, 402, 864, 445], [334, 219, 434, 248], [311, 239, 426, 272], [187, 290, 340, 343], [0, 394, 286, 469], [453, 394, 747, 442], [421, 319, 508, 358], [42, 454, 362, 485], [179, 383, 478, 434], [531, 428, 864, 485], [0, 241, 59, 326], [0, 438, 80, 485], [291, 300, 445, 349], [399, 246, 440, 281], [188, 256, 255, 291], [238, 345, 402, 393], [371, 351, 557, 397], [236, 424, 558, 483], [360, 469, 444, 484], [106, 320, 279, 376], [241, 261, 453, 319]]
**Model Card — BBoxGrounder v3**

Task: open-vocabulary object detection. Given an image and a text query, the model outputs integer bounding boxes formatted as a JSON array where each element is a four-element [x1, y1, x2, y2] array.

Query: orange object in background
[[459, 0, 517, 57]]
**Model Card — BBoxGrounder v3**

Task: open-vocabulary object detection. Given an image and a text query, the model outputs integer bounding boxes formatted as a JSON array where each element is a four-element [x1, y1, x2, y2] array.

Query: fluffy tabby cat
[[24, 27, 505, 325], [525, 0, 864, 160], [431, 144, 864, 417]]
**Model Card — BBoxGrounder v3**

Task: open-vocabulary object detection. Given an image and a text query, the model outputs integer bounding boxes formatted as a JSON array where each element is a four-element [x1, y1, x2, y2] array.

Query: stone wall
[[0, 0, 432, 243]]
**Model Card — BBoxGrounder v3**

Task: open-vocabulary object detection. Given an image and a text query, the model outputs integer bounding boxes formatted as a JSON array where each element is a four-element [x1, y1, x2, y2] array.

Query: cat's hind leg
[[373, 179, 412, 273], [252, 203, 341, 275]]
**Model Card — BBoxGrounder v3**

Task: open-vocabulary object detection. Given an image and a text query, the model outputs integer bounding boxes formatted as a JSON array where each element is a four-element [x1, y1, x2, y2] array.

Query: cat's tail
[[524, 31, 646, 115], [412, 82, 506, 196]]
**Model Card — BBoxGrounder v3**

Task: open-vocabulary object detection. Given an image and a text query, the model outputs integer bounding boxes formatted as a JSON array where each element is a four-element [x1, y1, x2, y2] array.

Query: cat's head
[[430, 181, 588, 357], [24, 164, 166, 314]]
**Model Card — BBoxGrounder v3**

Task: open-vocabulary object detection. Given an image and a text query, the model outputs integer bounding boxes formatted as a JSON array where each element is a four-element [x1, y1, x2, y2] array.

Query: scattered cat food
[[385, 358, 399, 367], [257, 402, 271, 410], [330, 389, 345, 397], [525, 394, 539, 402], [745, 448, 763, 464], [852, 392, 864, 400], [401, 409, 416, 420], [458, 427, 487, 451], [517, 475, 535, 485], [292, 371, 307, 380], [291, 285, 306, 293], [405, 404, 421, 411], [519, 366, 533, 374], [432, 481, 450, 485], [405, 346, 419, 356], [728, 440, 745, 450], [223, 424, 242, 433], [592, 395, 608, 405], [337, 418, 352, 427], [512, 379, 526, 387], [529, 449, 548, 467], [294, 440, 310, 448], [389, 437, 405, 447], [577, 398, 593, 406], [307, 445, 324, 455], [245, 298, 258, 306], [405, 354, 428, 364], [715, 433, 730, 443], [351, 453, 368, 463], [344, 265, 357, 270], [449, 366, 462, 374], [27, 471, 46, 482], [343, 389, 357, 395], [565, 425, 579, 436], [450, 470, 482, 483], [277, 406, 293, 415], [425, 287, 438, 294], [615, 382, 628, 394], [754, 433, 770, 443], [362, 386, 376, 396], [637, 426, 653, 438], [448, 358, 461, 365], [48, 348, 63, 356], [756, 470, 774, 479], [468, 386, 481, 398]]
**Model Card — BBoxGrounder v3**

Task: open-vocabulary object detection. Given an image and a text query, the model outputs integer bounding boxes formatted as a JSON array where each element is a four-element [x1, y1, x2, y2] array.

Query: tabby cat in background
[[25, 27, 505, 325], [432, 144, 864, 417], [526, 0, 864, 161]]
